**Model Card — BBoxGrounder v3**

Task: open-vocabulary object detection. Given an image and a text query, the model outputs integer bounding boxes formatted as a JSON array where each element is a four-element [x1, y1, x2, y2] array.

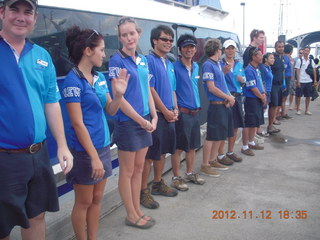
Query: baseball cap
[[4, 0, 38, 9], [223, 39, 237, 49], [179, 38, 197, 48]]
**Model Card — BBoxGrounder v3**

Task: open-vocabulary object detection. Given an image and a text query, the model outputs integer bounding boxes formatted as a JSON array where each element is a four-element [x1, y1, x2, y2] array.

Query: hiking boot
[[248, 143, 264, 150], [184, 173, 205, 185], [241, 148, 255, 156], [227, 153, 243, 162], [140, 188, 160, 209], [209, 160, 229, 170], [151, 179, 178, 197], [217, 156, 234, 165], [200, 164, 220, 177], [282, 114, 292, 119], [172, 176, 189, 191]]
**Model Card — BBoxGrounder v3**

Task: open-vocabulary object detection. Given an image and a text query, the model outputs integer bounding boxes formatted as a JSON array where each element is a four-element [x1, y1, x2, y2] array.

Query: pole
[[240, 2, 245, 50]]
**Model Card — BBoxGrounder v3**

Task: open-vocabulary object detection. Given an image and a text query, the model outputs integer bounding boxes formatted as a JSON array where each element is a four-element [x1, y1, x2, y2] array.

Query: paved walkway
[[97, 99, 320, 240]]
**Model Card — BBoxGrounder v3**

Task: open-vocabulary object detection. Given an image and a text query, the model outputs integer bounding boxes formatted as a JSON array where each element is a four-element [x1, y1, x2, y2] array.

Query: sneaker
[[296, 110, 301, 115], [241, 148, 255, 156], [227, 153, 243, 162], [257, 131, 270, 137], [254, 135, 264, 144], [140, 188, 160, 209], [248, 144, 264, 150], [209, 160, 229, 170], [172, 176, 188, 191], [267, 126, 281, 134], [184, 173, 205, 185], [276, 116, 283, 121], [217, 156, 234, 165], [305, 111, 312, 115], [200, 164, 221, 177], [151, 179, 178, 197]]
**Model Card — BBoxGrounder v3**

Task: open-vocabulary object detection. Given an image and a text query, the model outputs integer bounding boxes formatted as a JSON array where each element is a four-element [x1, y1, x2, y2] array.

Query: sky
[[221, 0, 320, 47]]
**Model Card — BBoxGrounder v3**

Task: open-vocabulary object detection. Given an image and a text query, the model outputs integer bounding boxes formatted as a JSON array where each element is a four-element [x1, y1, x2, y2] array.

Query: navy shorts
[[232, 95, 245, 129], [0, 142, 59, 238], [113, 115, 152, 152], [283, 76, 291, 97], [175, 111, 201, 152], [206, 104, 234, 141], [244, 97, 264, 128], [269, 84, 283, 107], [67, 146, 112, 185], [146, 112, 176, 160], [295, 82, 313, 97]]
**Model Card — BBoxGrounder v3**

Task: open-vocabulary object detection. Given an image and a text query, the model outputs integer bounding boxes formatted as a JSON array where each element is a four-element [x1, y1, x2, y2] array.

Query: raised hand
[[113, 69, 130, 98]]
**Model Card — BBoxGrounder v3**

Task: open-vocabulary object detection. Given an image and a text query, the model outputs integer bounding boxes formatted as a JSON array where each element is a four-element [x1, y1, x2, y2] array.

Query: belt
[[210, 101, 225, 104], [230, 92, 242, 97], [178, 107, 200, 116], [0, 140, 45, 154]]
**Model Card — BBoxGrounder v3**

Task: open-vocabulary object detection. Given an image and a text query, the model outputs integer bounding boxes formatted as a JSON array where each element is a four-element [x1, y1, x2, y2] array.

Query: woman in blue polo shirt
[[108, 17, 157, 229], [61, 26, 128, 239]]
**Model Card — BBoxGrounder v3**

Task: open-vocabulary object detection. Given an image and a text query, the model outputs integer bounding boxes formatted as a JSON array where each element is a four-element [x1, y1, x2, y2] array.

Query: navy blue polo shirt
[[262, 64, 273, 92], [173, 60, 200, 109], [147, 52, 176, 110], [202, 59, 230, 101], [109, 50, 150, 122], [271, 53, 285, 85], [61, 67, 110, 151], [221, 59, 245, 93], [0, 38, 60, 149], [243, 64, 265, 98]]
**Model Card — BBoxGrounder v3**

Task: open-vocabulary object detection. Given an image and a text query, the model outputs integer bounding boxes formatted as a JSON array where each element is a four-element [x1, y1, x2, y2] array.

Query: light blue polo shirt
[[243, 64, 265, 98], [0, 38, 60, 149], [173, 60, 200, 109], [109, 50, 150, 122], [202, 59, 230, 101], [60, 67, 110, 151], [147, 52, 176, 110], [221, 59, 245, 94]]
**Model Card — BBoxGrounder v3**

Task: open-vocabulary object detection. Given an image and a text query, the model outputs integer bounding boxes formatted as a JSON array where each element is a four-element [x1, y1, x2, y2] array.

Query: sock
[[242, 145, 249, 150], [218, 154, 225, 160], [227, 152, 233, 155], [249, 141, 255, 145], [186, 172, 193, 176]]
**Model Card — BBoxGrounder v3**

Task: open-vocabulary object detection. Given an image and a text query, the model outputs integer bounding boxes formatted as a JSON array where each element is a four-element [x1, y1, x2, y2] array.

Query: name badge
[[98, 80, 106, 86], [36, 59, 48, 67]]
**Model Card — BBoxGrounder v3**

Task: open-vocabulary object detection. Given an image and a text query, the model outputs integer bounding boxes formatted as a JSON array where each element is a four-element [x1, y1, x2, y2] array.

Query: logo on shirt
[[98, 80, 107, 86], [109, 67, 120, 78], [246, 80, 256, 87], [203, 72, 214, 80], [62, 87, 81, 98]]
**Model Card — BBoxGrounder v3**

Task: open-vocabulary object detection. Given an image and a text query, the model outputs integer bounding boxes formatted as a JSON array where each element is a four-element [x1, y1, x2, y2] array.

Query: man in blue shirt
[[140, 25, 178, 209], [170, 34, 205, 191], [0, 0, 73, 239]]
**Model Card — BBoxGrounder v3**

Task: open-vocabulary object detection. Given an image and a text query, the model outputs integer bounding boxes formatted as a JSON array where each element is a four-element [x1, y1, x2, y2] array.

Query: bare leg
[[21, 213, 46, 240], [171, 149, 183, 177], [185, 149, 196, 173], [202, 140, 213, 166], [242, 127, 249, 146], [153, 155, 166, 182], [227, 128, 238, 152], [210, 140, 223, 162], [268, 106, 276, 128], [295, 96, 301, 111], [141, 159, 152, 190], [305, 97, 311, 112], [281, 96, 288, 116], [217, 140, 224, 156], [248, 127, 257, 142]]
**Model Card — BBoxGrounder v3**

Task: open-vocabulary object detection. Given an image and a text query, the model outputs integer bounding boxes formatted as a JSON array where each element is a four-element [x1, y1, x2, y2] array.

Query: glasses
[[85, 29, 99, 45], [158, 37, 174, 43], [118, 17, 136, 27]]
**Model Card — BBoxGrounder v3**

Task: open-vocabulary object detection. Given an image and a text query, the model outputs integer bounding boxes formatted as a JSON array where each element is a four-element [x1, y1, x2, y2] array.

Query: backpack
[[300, 57, 315, 80]]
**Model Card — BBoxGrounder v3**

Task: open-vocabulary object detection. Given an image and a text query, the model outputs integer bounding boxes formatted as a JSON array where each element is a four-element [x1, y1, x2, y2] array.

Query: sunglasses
[[158, 37, 174, 43], [118, 17, 136, 27], [85, 29, 99, 45]]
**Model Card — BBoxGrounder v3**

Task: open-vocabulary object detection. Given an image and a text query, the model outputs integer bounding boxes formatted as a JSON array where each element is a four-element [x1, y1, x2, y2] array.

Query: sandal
[[125, 216, 154, 229], [141, 214, 156, 223]]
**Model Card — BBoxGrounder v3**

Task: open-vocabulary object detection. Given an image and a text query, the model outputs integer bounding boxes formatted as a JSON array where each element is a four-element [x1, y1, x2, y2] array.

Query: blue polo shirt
[[283, 55, 292, 77], [271, 53, 285, 85], [221, 59, 245, 93], [173, 60, 200, 109], [60, 67, 110, 151], [262, 64, 273, 92], [109, 50, 150, 122], [0, 38, 60, 149], [202, 59, 230, 101], [147, 52, 176, 110], [243, 64, 265, 98]]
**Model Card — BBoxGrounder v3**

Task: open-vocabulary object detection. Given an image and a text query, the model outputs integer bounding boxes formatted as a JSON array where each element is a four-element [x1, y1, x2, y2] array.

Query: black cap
[[179, 38, 197, 48]]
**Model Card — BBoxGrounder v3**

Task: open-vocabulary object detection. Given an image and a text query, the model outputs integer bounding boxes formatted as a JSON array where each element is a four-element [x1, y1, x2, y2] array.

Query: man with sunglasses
[[140, 25, 178, 209], [0, 0, 73, 239]]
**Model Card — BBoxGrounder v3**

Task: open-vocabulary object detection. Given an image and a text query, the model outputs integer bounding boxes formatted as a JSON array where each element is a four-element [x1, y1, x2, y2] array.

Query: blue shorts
[[175, 111, 201, 152], [295, 82, 313, 97], [231, 95, 244, 129], [244, 97, 264, 128], [0, 142, 59, 238], [206, 104, 234, 141], [67, 146, 112, 185], [269, 84, 283, 107], [113, 115, 152, 152], [146, 112, 176, 160]]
